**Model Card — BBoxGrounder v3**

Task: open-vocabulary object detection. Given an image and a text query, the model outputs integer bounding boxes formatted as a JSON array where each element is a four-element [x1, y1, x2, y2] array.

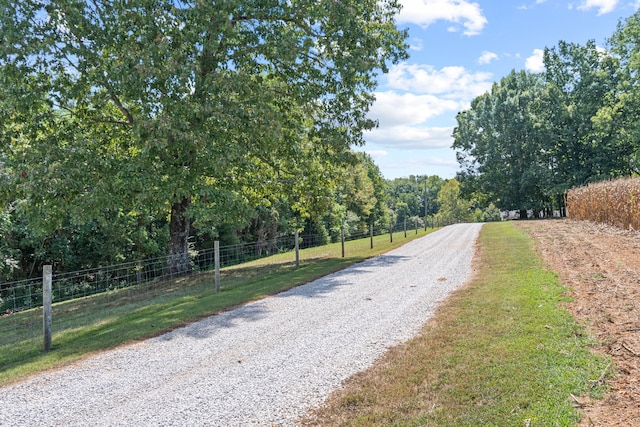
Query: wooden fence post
[[43, 265, 52, 352], [295, 230, 300, 268], [214, 241, 221, 293], [370, 223, 373, 249]]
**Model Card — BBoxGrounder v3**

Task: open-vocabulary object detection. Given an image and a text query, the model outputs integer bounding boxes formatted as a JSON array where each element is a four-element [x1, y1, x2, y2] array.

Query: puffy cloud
[[365, 125, 454, 149], [385, 63, 493, 99], [365, 62, 494, 152], [478, 51, 499, 64], [369, 91, 462, 127], [398, 0, 488, 36], [576, 0, 619, 15], [525, 49, 545, 73]]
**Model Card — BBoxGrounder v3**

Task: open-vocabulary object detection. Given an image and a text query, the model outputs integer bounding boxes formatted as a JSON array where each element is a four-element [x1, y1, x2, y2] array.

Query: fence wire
[[0, 220, 449, 351]]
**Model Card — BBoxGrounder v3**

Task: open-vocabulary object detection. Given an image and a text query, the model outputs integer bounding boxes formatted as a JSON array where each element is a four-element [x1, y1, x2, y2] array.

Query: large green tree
[[453, 40, 625, 216], [1, 0, 408, 273], [453, 70, 550, 214], [593, 11, 640, 174], [544, 40, 624, 190]]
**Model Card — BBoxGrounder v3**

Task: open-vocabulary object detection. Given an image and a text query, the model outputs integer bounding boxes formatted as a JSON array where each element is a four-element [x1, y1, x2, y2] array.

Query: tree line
[[1, 144, 481, 282], [0, 0, 488, 283], [453, 11, 640, 216], [1, 0, 411, 281]]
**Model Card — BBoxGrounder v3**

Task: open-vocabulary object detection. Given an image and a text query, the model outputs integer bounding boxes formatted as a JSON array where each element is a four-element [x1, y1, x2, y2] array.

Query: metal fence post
[[341, 227, 345, 258], [295, 230, 300, 268], [389, 224, 393, 243], [214, 240, 221, 293], [404, 218, 407, 238], [43, 265, 52, 352]]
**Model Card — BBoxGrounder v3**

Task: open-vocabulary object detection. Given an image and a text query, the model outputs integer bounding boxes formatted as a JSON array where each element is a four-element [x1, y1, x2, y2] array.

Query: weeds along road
[[0, 223, 483, 427]]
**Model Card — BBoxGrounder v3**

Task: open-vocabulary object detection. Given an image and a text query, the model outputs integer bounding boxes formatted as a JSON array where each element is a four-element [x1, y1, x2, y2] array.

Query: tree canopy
[[453, 14, 640, 215], [1, 0, 408, 273]]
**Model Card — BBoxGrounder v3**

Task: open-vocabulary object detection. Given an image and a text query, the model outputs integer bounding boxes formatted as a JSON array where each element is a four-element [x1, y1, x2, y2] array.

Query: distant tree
[[453, 71, 549, 215], [386, 175, 443, 222], [479, 203, 501, 222], [322, 152, 388, 240], [422, 175, 445, 217], [360, 153, 390, 229], [434, 179, 473, 224], [394, 200, 411, 223]]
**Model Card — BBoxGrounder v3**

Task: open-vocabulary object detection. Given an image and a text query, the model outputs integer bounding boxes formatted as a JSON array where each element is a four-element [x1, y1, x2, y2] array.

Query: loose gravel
[[0, 223, 482, 426]]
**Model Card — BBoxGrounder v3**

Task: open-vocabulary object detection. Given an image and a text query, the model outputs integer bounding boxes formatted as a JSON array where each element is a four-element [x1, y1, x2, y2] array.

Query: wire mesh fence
[[0, 219, 450, 354]]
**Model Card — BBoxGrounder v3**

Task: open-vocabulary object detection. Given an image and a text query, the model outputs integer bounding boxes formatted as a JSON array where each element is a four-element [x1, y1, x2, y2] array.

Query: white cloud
[[525, 49, 545, 72], [365, 126, 454, 149], [369, 91, 461, 127], [478, 51, 498, 64], [398, 0, 488, 36], [367, 63, 493, 151], [576, 0, 619, 14], [385, 63, 493, 100]]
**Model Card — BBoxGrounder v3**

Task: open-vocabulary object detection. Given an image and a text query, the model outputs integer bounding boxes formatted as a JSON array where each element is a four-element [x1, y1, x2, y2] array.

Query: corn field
[[567, 177, 640, 230]]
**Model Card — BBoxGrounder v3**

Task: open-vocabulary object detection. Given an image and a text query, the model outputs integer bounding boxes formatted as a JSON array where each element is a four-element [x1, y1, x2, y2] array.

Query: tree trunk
[[168, 196, 191, 275]]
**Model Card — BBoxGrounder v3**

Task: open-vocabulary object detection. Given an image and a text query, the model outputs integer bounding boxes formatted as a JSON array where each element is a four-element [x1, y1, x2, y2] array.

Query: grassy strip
[[303, 222, 609, 426], [0, 228, 433, 386]]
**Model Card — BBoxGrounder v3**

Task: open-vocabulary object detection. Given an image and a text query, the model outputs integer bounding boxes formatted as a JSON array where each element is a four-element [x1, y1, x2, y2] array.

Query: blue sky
[[361, 0, 640, 180]]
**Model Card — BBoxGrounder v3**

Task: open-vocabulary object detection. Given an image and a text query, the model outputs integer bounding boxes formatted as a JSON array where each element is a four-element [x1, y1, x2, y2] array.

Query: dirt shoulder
[[514, 219, 640, 426]]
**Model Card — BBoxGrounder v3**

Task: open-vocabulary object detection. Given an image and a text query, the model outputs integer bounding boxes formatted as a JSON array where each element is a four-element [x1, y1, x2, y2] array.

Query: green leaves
[[1, 0, 407, 275], [453, 71, 550, 211], [453, 30, 638, 215]]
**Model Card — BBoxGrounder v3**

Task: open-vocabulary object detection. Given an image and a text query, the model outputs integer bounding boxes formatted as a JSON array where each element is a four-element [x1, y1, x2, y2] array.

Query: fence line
[[0, 219, 455, 351], [0, 222, 460, 335], [0, 221, 458, 317], [1, 221, 436, 316]]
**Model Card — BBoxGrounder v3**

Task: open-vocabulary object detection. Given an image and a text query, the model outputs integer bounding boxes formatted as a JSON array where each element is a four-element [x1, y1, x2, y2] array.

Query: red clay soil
[[515, 219, 640, 427]]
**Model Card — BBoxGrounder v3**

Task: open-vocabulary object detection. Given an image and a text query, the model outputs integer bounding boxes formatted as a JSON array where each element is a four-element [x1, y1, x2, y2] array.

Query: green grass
[[3, 223, 609, 426], [0, 228, 433, 386], [305, 222, 610, 426]]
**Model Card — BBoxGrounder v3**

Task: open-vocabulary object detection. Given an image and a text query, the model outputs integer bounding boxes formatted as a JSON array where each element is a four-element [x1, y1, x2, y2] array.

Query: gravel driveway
[[0, 223, 482, 426]]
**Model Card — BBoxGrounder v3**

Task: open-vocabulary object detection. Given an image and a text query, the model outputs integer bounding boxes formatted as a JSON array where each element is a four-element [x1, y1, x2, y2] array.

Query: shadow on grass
[[0, 229, 433, 385]]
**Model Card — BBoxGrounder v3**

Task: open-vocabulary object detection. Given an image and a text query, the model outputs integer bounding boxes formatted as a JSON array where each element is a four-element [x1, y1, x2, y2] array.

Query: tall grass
[[303, 222, 609, 426], [567, 176, 640, 230]]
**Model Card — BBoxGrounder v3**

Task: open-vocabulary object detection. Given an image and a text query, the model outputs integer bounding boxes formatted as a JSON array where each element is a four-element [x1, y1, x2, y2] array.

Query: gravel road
[[0, 223, 482, 426]]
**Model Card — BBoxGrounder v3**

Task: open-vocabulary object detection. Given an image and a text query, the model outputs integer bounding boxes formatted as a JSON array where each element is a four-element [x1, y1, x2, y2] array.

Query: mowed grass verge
[[302, 221, 609, 426], [0, 228, 434, 386]]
